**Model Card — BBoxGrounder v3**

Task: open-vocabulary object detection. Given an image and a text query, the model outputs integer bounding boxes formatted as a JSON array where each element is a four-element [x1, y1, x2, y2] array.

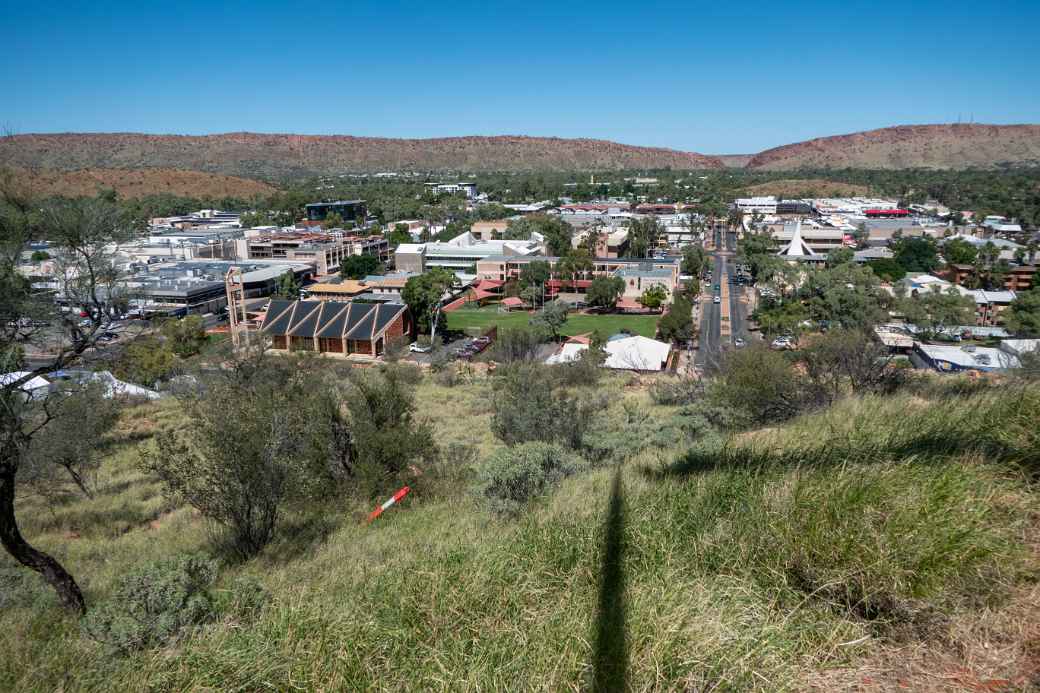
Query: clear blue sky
[[2, 0, 1038, 154]]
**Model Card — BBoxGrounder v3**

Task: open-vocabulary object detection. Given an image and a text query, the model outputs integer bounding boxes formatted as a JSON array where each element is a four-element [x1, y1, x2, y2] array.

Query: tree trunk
[[0, 466, 86, 615]]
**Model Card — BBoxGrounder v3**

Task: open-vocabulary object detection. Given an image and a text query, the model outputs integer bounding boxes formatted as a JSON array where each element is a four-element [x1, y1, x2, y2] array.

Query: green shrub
[[649, 375, 703, 405], [491, 363, 597, 450], [83, 555, 217, 654], [491, 326, 545, 363], [476, 442, 579, 515], [217, 575, 269, 622], [0, 564, 50, 610]]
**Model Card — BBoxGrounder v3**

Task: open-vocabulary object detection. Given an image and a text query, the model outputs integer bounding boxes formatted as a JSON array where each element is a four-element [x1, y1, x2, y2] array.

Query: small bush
[[707, 346, 812, 427], [491, 326, 545, 363], [552, 349, 603, 387], [83, 555, 217, 654], [649, 376, 703, 405], [0, 564, 50, 610], [381, 362, 423, 386], [491, 363, 603, 451], [433, 366, 460, 387], [218, 575, 269, 622], [476, 442, 579, 515]]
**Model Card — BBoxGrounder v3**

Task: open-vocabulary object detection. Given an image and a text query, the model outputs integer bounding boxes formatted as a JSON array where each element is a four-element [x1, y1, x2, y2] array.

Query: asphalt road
[[695, 229, 750, 372]]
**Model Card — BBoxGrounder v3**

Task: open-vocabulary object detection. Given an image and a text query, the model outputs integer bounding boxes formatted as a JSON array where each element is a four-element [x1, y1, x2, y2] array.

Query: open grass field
[[1, 373, 1037, 691], [446, 305, 661, 338]]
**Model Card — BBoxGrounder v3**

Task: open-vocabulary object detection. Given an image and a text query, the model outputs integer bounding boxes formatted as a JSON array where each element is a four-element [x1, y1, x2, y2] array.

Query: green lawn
[[446, 306, 659, 338]]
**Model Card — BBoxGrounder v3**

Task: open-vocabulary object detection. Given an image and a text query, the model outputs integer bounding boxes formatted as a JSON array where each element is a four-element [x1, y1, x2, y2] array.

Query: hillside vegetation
[[746, 124, 1040, 171], [0, 133, 723, 179], [2, 368, 1037, 691], [13, 167, 278, 199]]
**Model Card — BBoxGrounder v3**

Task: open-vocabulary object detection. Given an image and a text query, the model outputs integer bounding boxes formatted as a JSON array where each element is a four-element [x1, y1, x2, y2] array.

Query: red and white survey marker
[[366, 486, 411, 523]]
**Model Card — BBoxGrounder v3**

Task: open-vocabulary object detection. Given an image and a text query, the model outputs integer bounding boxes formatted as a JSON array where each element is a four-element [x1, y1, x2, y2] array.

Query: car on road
[[713, 295, 721, 304]]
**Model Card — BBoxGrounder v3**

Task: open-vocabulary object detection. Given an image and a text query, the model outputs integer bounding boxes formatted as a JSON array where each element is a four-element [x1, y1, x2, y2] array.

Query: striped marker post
[[366, 486, 411, 523]]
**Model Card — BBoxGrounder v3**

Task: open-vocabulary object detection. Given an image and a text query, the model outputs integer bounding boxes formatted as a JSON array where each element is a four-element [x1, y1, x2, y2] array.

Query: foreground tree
[[21, 383, 120, 501], [149, 354, 345, 559], [159, 315, 207, 358], [1, 176, 133, 613], [800, 328, 902, 404]]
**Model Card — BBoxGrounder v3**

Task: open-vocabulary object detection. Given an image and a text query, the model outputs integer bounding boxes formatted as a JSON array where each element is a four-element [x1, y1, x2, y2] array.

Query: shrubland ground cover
[[1, 368, 1037, 691]]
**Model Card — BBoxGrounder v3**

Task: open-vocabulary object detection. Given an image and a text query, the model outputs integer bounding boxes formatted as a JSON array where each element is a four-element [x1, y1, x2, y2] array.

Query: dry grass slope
[[1, 376, 1037, 691], [13, 167, 278, 198]]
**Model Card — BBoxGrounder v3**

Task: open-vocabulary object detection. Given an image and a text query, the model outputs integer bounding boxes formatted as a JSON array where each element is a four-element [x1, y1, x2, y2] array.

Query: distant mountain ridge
[[745, 124, 1040, 170], [2, 125, 1038, 191], [0, 133, 723, 178]]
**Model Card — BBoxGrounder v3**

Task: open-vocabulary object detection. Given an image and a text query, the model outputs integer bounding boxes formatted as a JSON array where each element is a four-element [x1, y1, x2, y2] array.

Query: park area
[[446, 305, 660, 338]]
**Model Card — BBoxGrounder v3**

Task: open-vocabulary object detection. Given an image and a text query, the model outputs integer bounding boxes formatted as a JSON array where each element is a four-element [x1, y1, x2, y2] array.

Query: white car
[[409, 342, 432, 354], [713, 296, 721, 304], [771, 336, 794, 350]]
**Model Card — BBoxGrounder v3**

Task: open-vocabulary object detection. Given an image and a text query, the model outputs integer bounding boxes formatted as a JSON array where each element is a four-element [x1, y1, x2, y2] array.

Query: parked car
[[734, 337, 746, 348], [409, 342, 432, 354], [770, 335, 794, 350], [713, 296, 721, 304]]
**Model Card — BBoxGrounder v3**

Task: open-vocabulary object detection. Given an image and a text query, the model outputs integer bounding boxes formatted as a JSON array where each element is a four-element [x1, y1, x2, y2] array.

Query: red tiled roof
[[501, 296, 525, 307]]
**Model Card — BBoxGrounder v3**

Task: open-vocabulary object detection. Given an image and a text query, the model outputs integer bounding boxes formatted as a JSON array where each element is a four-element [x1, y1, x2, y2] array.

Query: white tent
[[603, 336, 671, 372]]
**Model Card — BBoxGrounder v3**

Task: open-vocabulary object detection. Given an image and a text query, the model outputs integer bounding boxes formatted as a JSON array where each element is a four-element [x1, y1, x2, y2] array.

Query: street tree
[[627, 217, 661, 258], [401, 267, 456, 339], [899, 286, 976, 337], [586, 275, 625, 311], [340, 254, 382, 280], [530, 300, 569, 342], [657, 294, 695, 343], [942, 238, 978, 265], [638, 284, 668, 311], [892, 236, 940, 273], [1006, 288, 1040, 337]]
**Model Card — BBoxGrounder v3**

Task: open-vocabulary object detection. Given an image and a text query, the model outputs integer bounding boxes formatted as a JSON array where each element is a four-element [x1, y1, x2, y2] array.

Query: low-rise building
[[394, 234, 542, 275], [732, 196, 778, 214], [305, 200, 367, 224], [119, 260, 312, 316], [425, 182, 477, 198], [913, 343, 1019, 373], [261, 299, 413, 358]]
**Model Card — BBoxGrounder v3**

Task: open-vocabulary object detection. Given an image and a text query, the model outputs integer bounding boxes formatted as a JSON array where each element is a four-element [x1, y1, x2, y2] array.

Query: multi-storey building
[[235, 230, 389, 275]]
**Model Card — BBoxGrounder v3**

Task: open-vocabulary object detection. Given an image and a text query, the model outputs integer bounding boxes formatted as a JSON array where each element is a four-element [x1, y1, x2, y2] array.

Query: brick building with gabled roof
[[261, 299, 412, 357]]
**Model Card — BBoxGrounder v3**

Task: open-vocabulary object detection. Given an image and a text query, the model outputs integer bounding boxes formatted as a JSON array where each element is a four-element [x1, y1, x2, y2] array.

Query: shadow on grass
[[592, 468, 628, 693], [653, 410, 1039, 480]]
